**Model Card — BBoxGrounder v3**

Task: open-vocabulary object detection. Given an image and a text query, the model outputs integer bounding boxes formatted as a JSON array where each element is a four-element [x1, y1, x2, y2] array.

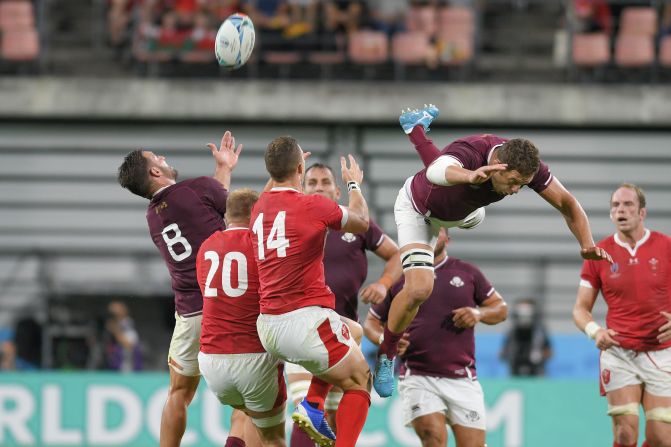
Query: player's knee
[[406, 282, 433, 307], [414, 425, 445, 446], [613, 419, 638, 445]]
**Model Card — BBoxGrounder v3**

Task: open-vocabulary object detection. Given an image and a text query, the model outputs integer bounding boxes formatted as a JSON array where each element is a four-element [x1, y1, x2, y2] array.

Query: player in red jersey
[[373, 105, 613, 398], [251, 136, 371, 447], [197, 189, 286, 447], [287, 163, 402, 446], [118, 131, 252, 447], [364, 228, 507, 447], [574, 184, 671, 447]]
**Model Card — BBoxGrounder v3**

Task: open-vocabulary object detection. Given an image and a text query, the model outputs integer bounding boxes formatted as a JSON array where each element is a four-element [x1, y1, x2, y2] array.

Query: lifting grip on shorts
[[646, 407, 671, 423], [607, 403, 639, 417], [252, 410, 286, 428], [400, 248, 434, 272]]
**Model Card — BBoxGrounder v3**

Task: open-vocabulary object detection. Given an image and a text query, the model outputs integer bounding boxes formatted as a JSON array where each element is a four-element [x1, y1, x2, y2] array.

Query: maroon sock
[[378, 326, 403, 359], [641, 442, 650, 447], [306, 376, 332, 411], [409, 126, 441, 167], [291, 424, 316, 447], [225, 436, 245, 447], [612, 443, 636, 447], [335, 390, 371, 447]]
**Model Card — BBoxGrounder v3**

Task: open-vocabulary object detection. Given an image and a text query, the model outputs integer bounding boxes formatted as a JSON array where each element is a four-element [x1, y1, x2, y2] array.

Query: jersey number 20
[[202, 251, 248, 298]]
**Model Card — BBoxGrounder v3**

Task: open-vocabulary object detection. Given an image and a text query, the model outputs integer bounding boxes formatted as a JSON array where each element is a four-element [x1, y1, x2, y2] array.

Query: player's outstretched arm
[[207, 130, 243, 190], [360, 237, 401, 305], [340, 154, 369, 234], [574, 285, 620, 350], [539, 178, 612, 263]]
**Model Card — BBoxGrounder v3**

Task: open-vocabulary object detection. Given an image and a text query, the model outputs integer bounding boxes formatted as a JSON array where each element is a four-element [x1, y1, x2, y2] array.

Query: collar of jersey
[[614, 228, 650, 257], [152, 185, 171, 198], [270, 187, 299, 192], [435, 255, 449, 269], [224, 226, 248, 231]]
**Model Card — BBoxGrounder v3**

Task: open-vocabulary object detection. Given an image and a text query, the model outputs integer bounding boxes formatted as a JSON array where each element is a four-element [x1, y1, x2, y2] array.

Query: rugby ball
[[215, 13, 255, 69]]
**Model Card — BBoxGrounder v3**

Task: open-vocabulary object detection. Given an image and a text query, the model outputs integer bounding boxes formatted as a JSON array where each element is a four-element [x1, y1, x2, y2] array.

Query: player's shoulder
[[198, 229, 226, 255], [649, 230, 671, 241], [596, 234, 616, 249]]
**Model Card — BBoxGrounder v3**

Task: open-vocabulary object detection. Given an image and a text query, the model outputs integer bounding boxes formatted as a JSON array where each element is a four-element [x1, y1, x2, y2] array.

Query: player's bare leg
[[642, 392, 671, 447], [375, 242, 434, 397], [411, 413, 447, 447], [160, 368, 200, 447], [288, 371, 318, 446], [244, 403, 288, 447], [452, 425, 486, 447], [227, 409, 263, 447], [607, 385, 642, 446]]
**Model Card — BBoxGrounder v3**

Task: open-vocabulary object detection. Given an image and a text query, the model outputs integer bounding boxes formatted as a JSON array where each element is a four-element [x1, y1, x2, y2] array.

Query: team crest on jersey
[[450, 276, 464, 287], [341, 232, 356, 243], [602, 368, 611, 385], [649, 258, 659, 271], [341, 324, 350, 340]]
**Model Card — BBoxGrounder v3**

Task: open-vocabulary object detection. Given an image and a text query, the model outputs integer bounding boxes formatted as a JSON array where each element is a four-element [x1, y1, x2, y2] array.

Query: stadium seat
[[405, 5, 437, 38], [438, 6, 475, 36], [572, 33, 610, 67], [659, 35, 671, 68], [436, 28, 474, 65], [391, 32, 431, 65], [262, 51, 302, 65], [0, 0, 34, 31], [1, 28, 39, 61], [614, 34, 654, 67], [348, 31, 388, 65], [619, 7, 657, 37]]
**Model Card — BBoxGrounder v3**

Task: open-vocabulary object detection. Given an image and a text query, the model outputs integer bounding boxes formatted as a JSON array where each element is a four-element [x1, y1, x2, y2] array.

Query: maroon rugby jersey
[[324, 219, 385, 321], [370, 256, 495, 379], [410, 134, 553, 221], [146, 176, 227, 316], [197, 228, 265, 354]]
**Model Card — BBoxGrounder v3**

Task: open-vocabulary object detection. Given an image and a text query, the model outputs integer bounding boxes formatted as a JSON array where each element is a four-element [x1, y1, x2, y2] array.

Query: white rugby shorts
[[395, 176, 485, 248], [167, 312, 201, 377], [256, 306, 354, 376], [198, 351, 286, 412], [600, 346, 671, 397], [398, 374, 486, 430]]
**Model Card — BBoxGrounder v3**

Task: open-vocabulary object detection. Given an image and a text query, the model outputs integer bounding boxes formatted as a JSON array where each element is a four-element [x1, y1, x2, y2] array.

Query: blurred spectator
[[573, 0, 612, 34], [241, 0, 292, 50], [323, 0, 366, 34], [367, 0, 408, 34], [500, 298, 552, 376], [103, 301, 142, 372], [0, 316, 42, 371]]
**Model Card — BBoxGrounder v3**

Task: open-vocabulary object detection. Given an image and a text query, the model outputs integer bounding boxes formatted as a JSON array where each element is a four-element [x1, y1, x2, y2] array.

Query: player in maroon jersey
[[117, 131, 250, 447], [573, 184, 671, 447], [251, 136, 371, 447], [364, 228, 507, 447], [197, 189, 286, 447], [373, 106, 612, 398], [287, 163, 402, 445]]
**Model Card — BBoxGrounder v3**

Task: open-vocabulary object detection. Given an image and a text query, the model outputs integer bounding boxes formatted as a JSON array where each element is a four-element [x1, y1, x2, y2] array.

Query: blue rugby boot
[[399, 104, 440, 134], [291, 398, 336, 447], [373, 354, 395, 397]]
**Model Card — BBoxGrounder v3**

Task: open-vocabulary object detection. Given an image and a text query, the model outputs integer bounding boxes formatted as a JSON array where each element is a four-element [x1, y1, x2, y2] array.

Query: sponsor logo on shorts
[[450, 276, 464, 287], [341, 324, 350, 340], [602, 368, 611, 385], [341, 232, 356, 243], [466, 410, 480, 422]]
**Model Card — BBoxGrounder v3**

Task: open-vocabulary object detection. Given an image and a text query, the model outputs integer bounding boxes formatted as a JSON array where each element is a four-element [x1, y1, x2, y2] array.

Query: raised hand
[[360, 283, 387, 304], [341, 154, 364, 185], [466, 164, 508, 185], [207, 130, 243, 172], [581, 246, 613, 263], [595, 328, 620, 351]]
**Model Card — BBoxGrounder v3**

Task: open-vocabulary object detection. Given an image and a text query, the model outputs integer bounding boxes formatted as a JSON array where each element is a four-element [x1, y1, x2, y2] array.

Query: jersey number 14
[[252, 211, 289, 260]]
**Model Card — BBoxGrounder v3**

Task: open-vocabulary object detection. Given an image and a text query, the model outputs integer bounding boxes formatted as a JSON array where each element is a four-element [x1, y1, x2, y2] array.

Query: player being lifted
[[252, 136, 371, 447], [574, 184, 671, 447], [373, 105, 613, 397], [197, 189, 286, 447], [288, 163, 402, 446], [117, 132, 255, 447]]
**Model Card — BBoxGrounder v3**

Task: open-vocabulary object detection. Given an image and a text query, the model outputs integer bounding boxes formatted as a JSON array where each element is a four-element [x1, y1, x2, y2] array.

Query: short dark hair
[[612, 183, 646, 209], [117, 150, 151, 199], [305, 163, 336, 180], [497, 138, 541, 178], [225, 188, 259, 222], [265, 136, 303, 182]]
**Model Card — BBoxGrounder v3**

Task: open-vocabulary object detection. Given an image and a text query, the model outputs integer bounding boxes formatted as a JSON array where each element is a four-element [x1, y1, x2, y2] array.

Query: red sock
[[379, 326, 403, 359], [306, 376, 332, 411], [335, 390, 370, 447], [225, 436, 245, 447], [291, 424, 316, 447], [612, 443, 636, 447], [641, 442, 650, 447], [409, 126, 441, 167]]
